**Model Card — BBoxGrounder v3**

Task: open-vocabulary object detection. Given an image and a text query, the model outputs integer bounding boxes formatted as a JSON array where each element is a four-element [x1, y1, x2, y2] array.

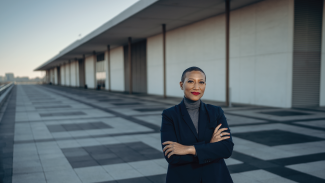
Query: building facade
[[35, 0, 325, 108]]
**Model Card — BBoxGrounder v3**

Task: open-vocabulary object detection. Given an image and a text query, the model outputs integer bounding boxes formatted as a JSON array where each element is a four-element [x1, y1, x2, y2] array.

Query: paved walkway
[[1, 85, 325, 183]]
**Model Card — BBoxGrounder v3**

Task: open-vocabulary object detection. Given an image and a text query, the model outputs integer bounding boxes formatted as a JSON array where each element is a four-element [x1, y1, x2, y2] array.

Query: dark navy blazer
[[160, 100, 234, 183]]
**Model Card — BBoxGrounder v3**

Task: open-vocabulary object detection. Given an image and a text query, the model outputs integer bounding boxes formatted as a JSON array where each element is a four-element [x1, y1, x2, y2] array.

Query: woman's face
[[180, 71, 206, 101]]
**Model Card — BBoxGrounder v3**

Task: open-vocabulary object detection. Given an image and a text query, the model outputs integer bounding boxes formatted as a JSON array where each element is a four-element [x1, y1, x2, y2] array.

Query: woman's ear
[[179, 81, 184, 90]]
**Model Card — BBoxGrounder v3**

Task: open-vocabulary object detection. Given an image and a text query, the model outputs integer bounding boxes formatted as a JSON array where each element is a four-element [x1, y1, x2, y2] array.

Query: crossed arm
[[160, 108, 234, 165]]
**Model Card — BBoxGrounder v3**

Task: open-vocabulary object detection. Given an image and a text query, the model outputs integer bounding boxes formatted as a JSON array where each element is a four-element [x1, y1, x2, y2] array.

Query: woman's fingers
[[220, 132, 230, 136], [162, 141, 173, 145], [162, 144, 172, 152], [216, 128, 228, 135], [164, 148, 173, 156], [167, 151, 174, 158], [214, 124, 222, 133], [221, 136, 230, 140]]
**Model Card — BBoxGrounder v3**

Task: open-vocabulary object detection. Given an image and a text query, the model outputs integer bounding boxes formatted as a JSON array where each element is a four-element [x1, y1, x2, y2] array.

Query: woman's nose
[[193, 82, 199, 89]]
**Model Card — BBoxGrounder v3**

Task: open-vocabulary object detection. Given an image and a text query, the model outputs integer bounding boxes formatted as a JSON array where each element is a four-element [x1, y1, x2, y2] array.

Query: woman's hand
[[210, 123, 230, 143], [162, 141, 194, 158]]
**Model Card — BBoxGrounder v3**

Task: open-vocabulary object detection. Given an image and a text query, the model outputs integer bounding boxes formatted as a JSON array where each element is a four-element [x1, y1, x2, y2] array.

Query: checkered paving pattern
[[0, 85, 324, 183]]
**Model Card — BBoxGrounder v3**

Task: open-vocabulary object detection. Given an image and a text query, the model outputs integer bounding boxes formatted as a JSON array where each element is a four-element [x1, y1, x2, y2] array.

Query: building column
[[69, 60, 72, 86], [107, 45, 111, 91], [75, 59, 78, 87], [162, 24, 166, 98], [128, 37, 132, 94], [93, 51, 97, 89], [225, 0, 230, 107]]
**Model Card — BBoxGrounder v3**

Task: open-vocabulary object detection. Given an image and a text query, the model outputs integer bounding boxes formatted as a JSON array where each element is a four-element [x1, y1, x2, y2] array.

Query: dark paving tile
[[259, 111, 312, 116], [133, 108, 166, 112], [91, 153, 118, 160], [35, 105, 71, 109], [268, 153, 325, 166], [97, 174, 166, 183], [232, 129, 323, 146], [61, 142, 162, 168], [47, 122, 112, 132], [116, 177, 152, 183], [47, 125, 66, 132], [265, 167, 325, 183], [33, 101, 62, 104], [145, 174, 167, 183], [67, 155, 94, 163], [63, 150, 89, 157], [70, 160, 99, 168], [40, 111, 86, 117], [112, 102, 142, 106], [97, 158, 125, 165], [99, 99, 122, 102]]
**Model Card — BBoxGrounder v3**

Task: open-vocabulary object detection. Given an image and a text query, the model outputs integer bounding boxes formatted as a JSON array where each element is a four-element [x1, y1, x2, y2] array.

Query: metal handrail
[[0, 82, 13, 96]]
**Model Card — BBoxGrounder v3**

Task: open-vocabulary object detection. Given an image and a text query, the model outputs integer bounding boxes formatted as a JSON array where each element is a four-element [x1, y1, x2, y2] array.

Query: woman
[[160, 66, 234, 183]]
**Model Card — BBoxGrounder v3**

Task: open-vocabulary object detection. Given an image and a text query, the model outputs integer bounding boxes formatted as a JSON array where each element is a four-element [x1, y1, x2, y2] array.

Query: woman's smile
[[191, 92, 200, 96]]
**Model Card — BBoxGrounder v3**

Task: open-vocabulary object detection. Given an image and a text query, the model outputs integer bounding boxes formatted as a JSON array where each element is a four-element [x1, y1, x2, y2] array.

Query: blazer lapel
[[180, 100, 199, 140], [198, 101, 209, 141]]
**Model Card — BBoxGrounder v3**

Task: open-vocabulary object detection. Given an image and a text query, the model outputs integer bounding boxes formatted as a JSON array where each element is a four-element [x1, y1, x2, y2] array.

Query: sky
[[0, 0, 138, 78]]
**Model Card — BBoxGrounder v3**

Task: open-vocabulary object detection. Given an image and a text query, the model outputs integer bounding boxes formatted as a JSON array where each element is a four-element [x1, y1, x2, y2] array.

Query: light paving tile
[[74, 166, 114, 183], [128, 160, 167, 176], [224, 158, 243, 166], [44, 169, 82, 183], [294, 120, 325, 129], [12, 172, 46, 183], [230, 170, 298, 183], [286, 160, 325, 180]]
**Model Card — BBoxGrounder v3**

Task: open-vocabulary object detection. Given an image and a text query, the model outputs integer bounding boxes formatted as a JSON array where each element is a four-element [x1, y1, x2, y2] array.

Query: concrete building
[[5, 73, 14, 82], [35, 0, 325, 108]]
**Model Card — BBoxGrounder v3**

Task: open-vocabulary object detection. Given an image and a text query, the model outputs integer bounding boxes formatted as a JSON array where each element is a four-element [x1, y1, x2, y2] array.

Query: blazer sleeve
[[160, 110, 205, 165], [193, 107, 234, 165]]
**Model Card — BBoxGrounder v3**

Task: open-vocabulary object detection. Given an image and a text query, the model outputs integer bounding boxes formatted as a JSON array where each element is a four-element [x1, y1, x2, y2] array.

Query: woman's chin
[[187, 95, 201, 101]]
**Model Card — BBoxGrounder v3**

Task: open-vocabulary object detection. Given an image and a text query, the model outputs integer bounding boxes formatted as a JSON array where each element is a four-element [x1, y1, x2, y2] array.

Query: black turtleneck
[[183, 96, 200, 134]]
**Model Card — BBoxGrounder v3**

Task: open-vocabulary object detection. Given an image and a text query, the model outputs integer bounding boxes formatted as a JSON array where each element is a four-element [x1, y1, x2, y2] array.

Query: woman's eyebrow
[[188, 78, 204, 80]]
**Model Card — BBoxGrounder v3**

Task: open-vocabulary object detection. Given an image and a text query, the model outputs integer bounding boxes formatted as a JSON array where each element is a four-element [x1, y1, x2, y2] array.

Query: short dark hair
[[181, 66, 206, 83]]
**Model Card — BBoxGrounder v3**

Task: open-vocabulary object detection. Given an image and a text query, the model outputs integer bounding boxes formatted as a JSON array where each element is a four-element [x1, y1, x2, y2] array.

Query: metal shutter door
[[292, 0, 323, 107]]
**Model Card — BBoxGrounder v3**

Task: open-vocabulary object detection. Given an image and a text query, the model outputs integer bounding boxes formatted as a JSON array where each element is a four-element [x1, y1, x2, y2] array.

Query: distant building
[[15, 77, 29, 82], [5, 73, 14, 82], [0, 76, 6, 82]]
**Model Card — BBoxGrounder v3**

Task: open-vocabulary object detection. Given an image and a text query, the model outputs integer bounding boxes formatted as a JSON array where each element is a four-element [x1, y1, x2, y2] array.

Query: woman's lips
[[191, 92, 200, 96]]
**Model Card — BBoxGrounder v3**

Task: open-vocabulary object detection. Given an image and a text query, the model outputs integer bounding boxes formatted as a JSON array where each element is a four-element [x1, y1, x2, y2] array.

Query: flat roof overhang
[[35, 0, 263, 71]]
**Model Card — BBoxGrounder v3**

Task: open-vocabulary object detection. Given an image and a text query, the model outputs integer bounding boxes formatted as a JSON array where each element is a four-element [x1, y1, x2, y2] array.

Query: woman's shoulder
[[204, 103, 223, 112], [162, 105, 179, 116]]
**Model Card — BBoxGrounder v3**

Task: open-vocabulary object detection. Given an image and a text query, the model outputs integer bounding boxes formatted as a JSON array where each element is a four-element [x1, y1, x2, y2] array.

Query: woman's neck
[[183, 96, 200, 109]]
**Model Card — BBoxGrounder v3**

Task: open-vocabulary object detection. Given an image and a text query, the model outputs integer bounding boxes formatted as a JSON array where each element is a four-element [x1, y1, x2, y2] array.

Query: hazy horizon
[[0, 0, 138, 78]]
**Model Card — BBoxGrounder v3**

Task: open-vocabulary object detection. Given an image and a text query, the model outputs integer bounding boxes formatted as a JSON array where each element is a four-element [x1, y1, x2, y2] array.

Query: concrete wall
[[144, 0, 293, 107], [85, 55, 96, 89], [105, 50, 110, 90], [60, 65, 65, 85], [70, 61, 79, 87], [165, 13, 226, 101], [110, 46, 124, 91], [321, 2, 325, 106], [65, 63, 70, 86], [147, 34, 164, 95], [229, 0, 294, 108]]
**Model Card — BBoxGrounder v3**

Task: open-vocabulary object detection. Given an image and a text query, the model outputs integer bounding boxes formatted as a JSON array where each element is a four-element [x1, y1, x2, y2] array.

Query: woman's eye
[[188, 81, 193, 83], [200, 82, 205, 84]]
